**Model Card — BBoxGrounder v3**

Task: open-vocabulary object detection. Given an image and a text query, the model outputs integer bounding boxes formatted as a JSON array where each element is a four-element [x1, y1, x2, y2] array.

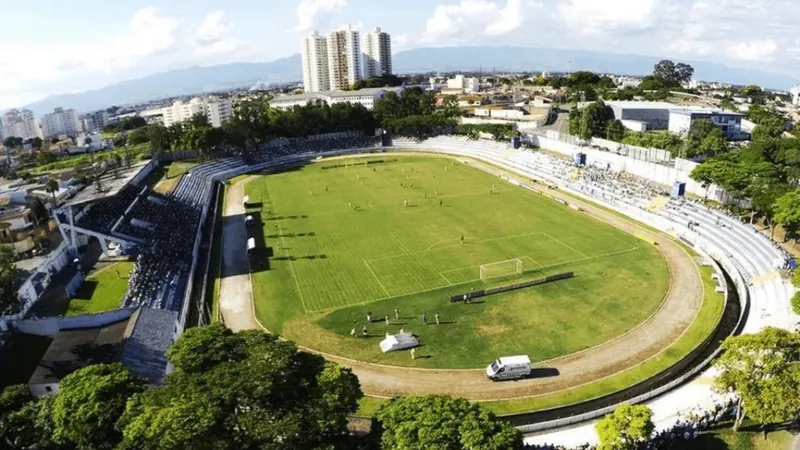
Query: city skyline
[[2, 0, 800, 109]]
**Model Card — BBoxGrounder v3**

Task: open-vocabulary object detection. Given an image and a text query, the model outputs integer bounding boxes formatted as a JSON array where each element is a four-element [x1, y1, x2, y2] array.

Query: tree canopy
[[0, 246, 20, 316], [376, 395, 522, 450], [118, 325, 362, 450], [51, 363, 147, 450], [652, 60, 694, 87], [714, 328, 800, 432], [596, 403, 654, 450]]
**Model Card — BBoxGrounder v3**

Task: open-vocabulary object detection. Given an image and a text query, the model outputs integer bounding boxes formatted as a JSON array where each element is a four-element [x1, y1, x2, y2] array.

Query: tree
[[52, 363, 146, 450], [0, 247, 19, 316], [118, 325, 362, 450], [0, 385, 61, 449], [31, 137, 43, 150], [652, 60, 694, 87], [774, 189, 800, 244], [45, 179, 60, 206], [713, 328, 800, 433], [376, 395, 522, 450], [684, 118, 728, 158], [638, 76, 665, 91], [3, 137, 23, 149], [578, 100, 615, 140], [606, 120, 625, 142], [146, 125, 171, 153], [752, 115, 786, 141], [37, 151, 57, 166], [791, 292, 800, 315], [596, 403, 654, 450]]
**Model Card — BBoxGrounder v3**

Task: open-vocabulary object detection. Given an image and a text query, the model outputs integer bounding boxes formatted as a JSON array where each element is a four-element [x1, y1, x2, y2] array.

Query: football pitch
[[245, 155, 669, 368]]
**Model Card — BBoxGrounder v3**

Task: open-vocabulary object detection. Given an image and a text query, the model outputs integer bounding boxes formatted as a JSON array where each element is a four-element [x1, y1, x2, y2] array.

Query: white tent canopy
[[247, 237, 256, 255], [379, 332, 419, 353]]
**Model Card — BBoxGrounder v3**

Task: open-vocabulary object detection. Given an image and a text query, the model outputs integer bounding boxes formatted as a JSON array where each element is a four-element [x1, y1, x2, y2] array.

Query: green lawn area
[[66, 262, 135, 316], [167, 161, 199, 179], [246, 155, 669, 369]]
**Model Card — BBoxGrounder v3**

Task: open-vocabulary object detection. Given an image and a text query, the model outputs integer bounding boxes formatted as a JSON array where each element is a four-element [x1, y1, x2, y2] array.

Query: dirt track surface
[[219, 155, 703, 401], [218, 177, 261, 331]]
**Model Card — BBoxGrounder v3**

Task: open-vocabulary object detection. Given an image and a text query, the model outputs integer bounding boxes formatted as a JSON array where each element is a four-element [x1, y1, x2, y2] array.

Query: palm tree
[[45, 179, 59, 207]]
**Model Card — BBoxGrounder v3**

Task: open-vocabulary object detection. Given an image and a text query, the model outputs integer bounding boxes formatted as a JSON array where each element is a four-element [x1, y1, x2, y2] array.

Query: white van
[[486, 355, 531, 381]]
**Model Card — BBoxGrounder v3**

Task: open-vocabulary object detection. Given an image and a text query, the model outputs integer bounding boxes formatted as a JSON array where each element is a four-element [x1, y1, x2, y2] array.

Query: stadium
[[46, 132, 792, 431]]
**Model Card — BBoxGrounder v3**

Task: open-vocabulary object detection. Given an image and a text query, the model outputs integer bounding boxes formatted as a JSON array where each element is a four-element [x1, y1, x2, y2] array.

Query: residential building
[[1, 109, 42, 141], [161, 96, 232, 128], [42, 107, 81, 138], [80, 110, 109, 133], [327, 25, 362, 91], [269, 87, 404, 110], [792, 85, 800, 107], [301, 31, 330, 93], [363, 27, 392, 78], [445, 75, 480, 94]]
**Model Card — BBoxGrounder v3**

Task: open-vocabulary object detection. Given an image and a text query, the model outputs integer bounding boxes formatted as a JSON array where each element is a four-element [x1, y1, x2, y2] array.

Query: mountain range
[[20, 46, 800, 115]]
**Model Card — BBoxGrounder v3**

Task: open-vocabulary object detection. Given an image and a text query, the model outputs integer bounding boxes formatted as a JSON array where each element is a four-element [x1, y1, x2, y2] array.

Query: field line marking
[[389, 233, 411, 254], [542, 232, 590, 259], [437, 271, 455, 286], [363, 260, 391, 298]]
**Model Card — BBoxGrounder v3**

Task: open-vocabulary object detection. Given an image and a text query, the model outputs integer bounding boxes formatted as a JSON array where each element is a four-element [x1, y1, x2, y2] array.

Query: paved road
[[218, 154, 703, 401], [218, 177, 260, 331]]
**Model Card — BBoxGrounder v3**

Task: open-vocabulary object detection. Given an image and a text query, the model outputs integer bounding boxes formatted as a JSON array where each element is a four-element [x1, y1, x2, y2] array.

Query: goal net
[[479, 258, 523, 281]]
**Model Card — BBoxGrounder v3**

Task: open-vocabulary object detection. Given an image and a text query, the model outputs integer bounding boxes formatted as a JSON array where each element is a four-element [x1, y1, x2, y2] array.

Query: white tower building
[[42, 107, 81, 138], [1, 109, 42, 141], [363, 27, 392, 78], [327, 25, 362, 91], [792, 85, 800, 107], [301, 31, 330, 93]]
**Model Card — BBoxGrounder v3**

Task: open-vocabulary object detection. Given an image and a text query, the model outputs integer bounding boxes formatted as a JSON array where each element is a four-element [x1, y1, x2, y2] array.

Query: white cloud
[[728, 39, 778, 61], [194, 11, 232, 46], [557, 0, 657, 33], [422, 0, 531, 42], [294, 0, 347, 32]]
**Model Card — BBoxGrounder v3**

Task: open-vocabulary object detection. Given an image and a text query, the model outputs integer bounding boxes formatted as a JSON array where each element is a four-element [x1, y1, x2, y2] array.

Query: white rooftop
[[605, 101, 678, 110]]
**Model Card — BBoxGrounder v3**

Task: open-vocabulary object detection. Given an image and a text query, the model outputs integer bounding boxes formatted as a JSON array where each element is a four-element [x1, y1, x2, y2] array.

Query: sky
[[1, 0, 798, 109]]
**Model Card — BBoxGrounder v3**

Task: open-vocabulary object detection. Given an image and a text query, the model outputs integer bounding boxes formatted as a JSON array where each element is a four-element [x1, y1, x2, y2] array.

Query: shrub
[[792, 291, 800, 315]]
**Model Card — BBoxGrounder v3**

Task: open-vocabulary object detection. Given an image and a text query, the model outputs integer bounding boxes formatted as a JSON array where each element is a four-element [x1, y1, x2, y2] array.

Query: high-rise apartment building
[[363, 27, 392, 78], [80, 110, 109, 133], [161, 96, 232, 128], [327, 25, 362, 91], [42, 107, 81, 138], [1, 109, 42, 141], [301, 31, 330, 93]]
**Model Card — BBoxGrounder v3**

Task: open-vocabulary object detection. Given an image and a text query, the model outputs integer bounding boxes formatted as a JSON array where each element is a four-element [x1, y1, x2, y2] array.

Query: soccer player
[[394, 308, 400, 320], [435, 313, 440, 325], [460, 234, 464, 244], [422, 313, 427, 325]]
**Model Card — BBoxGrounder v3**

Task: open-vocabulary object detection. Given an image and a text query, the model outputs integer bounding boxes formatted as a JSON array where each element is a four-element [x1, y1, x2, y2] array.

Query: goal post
[[479, 258, 523, 281]]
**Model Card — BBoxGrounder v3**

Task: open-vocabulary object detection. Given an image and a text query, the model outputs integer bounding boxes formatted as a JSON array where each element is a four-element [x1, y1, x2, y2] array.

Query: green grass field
[[167, 161, 199, 178], [66, 262, 134, 316], [246, 155, 669, 368]]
